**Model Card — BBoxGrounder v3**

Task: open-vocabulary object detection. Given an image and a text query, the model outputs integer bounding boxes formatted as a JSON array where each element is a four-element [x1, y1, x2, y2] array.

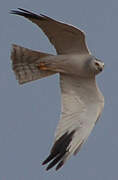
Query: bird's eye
[[95, 62, 99, 66]]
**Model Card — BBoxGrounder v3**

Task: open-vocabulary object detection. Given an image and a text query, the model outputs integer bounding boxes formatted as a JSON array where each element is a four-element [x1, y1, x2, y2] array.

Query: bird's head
[[90, 57, 104, 75]]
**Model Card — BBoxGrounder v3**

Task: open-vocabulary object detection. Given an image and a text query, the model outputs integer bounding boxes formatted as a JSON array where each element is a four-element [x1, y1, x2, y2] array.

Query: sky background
[[0, 0, 118, 179]]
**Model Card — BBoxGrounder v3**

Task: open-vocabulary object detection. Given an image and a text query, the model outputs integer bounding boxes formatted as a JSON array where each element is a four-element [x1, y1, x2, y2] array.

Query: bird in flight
[[10, 8, 104, 171]]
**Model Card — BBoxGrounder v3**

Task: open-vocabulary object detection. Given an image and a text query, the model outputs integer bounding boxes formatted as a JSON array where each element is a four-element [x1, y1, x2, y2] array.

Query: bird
[[10, 8, 104, 171]]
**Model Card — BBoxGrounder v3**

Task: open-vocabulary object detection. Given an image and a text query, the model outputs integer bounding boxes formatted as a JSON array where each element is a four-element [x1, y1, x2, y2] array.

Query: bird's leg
[[38, 61, 66, 73], [38, 62, 49, 70]]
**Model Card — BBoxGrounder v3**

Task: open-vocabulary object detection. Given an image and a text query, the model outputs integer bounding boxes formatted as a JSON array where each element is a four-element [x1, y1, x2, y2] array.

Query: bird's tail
[[11, 44, 55, 84]]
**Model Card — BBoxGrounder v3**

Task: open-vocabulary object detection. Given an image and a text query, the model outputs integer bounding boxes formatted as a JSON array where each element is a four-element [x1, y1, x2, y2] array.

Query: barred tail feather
[[11, 44, 55, 84]]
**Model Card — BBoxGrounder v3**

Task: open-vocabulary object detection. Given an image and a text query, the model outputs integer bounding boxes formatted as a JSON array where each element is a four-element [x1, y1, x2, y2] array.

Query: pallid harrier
[[10, 8, 104, 171]]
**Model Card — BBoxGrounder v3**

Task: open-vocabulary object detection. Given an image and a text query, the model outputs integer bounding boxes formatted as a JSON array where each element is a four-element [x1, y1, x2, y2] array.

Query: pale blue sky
[[0, 0, 118, 179]]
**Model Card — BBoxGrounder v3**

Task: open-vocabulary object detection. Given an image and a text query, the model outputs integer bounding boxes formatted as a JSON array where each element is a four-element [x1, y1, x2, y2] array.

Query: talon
[[38, 62, 48, 70]]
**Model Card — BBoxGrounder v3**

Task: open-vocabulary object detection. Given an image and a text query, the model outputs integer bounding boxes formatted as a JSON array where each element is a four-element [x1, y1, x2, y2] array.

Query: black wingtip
[[10, 8, 30, 14], [10, 10, 17, 14], [10, 9, 26, 16], [17, 8, 29, 12], [46, 153, 65, 171], [55, 160, 64, 171], [42, 154, 54, 165], [46, 160, 64, 171], [10, 8, 44, 21], [42, 130, 76, 171]]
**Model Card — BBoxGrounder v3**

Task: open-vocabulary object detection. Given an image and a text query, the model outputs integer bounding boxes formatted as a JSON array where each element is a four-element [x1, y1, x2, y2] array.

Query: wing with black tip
[[10, 8, 89, 55], [42, 74, 104, 170]]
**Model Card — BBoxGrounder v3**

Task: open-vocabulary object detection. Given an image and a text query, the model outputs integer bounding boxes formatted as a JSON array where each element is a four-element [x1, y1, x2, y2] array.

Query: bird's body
[[10, 8, 104, 171]]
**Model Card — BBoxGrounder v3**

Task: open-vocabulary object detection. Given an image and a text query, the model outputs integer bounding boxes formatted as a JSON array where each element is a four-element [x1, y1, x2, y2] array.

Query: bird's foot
[[38, 62, 49, 70]]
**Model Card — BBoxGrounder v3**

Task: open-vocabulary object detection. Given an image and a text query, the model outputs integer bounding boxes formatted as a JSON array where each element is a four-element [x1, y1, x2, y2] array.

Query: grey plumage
[[10, 8, 104, 171]]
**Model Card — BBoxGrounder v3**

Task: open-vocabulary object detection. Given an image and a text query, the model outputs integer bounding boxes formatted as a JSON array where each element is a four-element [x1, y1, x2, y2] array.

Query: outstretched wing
[[42, 74, 104, 170], [10, 8, 89, 55]]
